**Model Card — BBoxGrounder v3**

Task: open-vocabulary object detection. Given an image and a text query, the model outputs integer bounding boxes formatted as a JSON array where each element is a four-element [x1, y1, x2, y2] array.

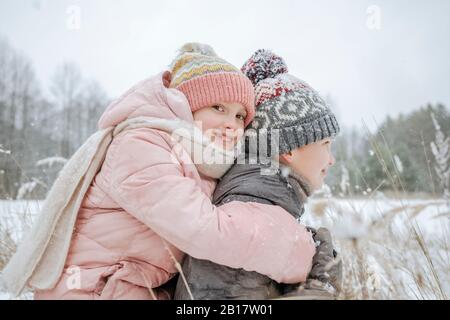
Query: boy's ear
[[279, 151, 293, 164]]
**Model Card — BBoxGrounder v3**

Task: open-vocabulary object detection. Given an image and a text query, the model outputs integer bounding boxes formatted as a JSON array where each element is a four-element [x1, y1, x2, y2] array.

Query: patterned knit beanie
[[170, 43, 255, 126], [241, 49, 340, 155]]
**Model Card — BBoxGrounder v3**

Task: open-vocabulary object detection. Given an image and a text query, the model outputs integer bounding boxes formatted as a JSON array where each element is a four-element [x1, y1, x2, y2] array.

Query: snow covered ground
[[305, 197, 450, 239], [0, 197, 449, 300]]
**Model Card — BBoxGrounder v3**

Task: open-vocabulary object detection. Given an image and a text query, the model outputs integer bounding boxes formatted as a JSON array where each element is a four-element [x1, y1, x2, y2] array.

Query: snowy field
[[0, 197, 449, 300], [304, 196, 450, 299]]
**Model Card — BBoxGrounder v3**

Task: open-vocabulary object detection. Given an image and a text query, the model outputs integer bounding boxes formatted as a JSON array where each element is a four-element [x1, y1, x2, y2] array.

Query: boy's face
[[193, 102, 246, 150], [279, 138, 336, 191]]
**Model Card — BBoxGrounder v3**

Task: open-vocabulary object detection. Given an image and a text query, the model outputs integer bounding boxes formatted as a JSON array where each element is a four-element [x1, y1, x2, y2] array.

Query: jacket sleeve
[[107, 128, 316, 284]]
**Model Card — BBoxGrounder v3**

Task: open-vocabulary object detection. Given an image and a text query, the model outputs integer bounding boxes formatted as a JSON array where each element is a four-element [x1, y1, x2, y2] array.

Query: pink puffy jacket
[[34, 73, 315, 300]]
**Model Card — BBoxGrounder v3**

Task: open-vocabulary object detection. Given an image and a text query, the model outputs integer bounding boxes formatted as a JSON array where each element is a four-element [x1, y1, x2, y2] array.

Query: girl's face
[[193, 102, 247, 150], [279, 138, 336, 191]]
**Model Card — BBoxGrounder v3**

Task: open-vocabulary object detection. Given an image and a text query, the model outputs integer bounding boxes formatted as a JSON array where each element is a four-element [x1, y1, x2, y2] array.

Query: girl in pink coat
[[6, 43, 316, 299]]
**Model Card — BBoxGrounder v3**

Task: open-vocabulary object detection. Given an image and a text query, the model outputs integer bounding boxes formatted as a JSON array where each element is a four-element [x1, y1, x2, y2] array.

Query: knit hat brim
[[176, 72, 255, 127], [246, 113, 340, 157], [277, 113, 340, 154]]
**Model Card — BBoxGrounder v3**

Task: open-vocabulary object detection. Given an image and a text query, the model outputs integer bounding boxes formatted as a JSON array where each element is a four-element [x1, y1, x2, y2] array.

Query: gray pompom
[[241, 49, 288, 85]]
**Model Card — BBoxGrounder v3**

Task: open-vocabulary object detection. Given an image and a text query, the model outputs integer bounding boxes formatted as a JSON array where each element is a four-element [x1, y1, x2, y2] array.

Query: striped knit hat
[[241, 49, 340, 155], [169, 43, 255, 126]]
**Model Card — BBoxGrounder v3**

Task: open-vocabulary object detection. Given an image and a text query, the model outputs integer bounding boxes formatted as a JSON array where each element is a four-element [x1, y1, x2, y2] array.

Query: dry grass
[[0, 223, 17, 272], [0, 200, 36, 300], [0, 201, 35, 271], [305, 196, 450, 300]]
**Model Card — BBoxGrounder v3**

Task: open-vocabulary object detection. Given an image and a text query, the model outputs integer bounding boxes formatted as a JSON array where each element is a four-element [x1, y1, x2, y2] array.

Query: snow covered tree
[[430, 112, 450, 198], [0, 38, 109, 199]]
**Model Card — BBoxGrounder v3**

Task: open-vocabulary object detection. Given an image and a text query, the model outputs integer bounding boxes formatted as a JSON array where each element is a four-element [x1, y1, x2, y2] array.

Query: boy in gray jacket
[[174, 49, 342, 300]]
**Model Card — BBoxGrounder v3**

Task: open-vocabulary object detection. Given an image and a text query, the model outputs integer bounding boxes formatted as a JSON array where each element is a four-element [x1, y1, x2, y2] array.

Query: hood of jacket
[[98, 72, 193, 129]]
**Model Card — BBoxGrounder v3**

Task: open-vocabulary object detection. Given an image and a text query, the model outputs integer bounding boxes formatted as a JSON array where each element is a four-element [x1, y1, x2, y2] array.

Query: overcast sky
[[1, 0, 449, 127]]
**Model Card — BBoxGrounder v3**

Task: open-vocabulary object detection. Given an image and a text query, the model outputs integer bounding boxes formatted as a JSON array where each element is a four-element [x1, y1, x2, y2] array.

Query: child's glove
[[308, 227, 342, 294], [280, 227, 342, 300]]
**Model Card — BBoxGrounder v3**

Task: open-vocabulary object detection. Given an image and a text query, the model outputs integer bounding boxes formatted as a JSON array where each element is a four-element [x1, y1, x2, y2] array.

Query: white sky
[[1, 0, 449, 127]]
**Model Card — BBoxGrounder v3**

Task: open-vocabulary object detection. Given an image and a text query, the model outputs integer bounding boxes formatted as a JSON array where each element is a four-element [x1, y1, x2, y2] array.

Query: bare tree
[[49, 62, 83, 157], [80, 79, 109, 140], [0, 38, 43, 198], [0, 37, 110, 199]]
